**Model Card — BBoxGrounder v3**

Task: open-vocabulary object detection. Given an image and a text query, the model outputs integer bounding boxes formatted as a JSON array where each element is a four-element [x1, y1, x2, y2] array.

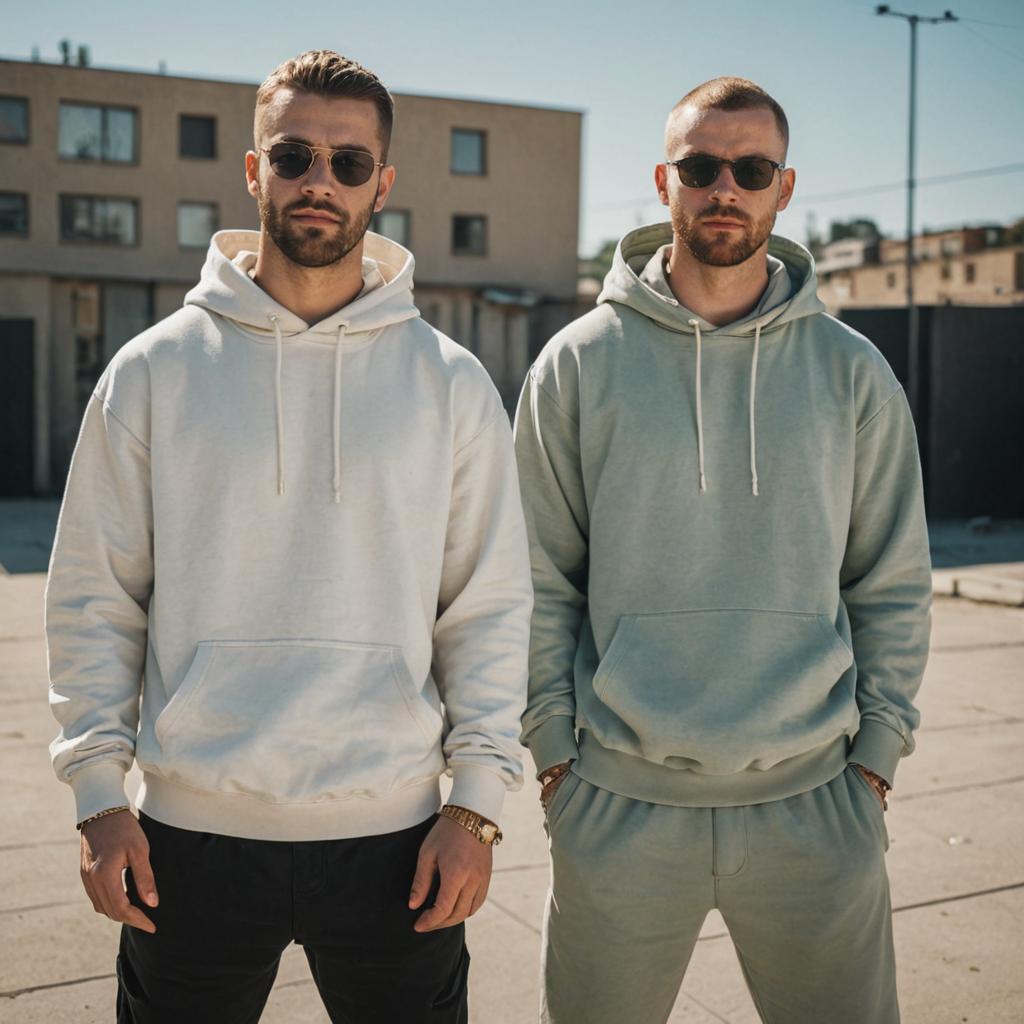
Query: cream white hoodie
[[47, 230, 533, 841]]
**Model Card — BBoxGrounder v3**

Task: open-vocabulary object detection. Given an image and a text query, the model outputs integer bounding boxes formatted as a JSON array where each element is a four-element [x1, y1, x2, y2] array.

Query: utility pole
[[875, 5, 957, 424]]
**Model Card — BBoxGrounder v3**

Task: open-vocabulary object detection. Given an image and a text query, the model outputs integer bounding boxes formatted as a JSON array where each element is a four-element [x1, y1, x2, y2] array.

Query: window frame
[[0, 95, 30, 145], [57, 101, 139, 165], [452, 213, 488, 257], [58, 194, 140, 247], [179, 113, 217, 160], [0, 191, 29, 236], [450, 128, 487, 176], [370, 208, 411, 248], [177, 200, 219, 249]]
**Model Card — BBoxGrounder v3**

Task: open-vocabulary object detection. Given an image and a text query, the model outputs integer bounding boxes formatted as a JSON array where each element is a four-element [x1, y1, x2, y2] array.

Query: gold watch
[[439, 804, 503, 846]]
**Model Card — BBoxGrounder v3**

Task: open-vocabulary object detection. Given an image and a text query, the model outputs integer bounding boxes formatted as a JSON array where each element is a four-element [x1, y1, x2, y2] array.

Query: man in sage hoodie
[[514, 77, 931, 1024]]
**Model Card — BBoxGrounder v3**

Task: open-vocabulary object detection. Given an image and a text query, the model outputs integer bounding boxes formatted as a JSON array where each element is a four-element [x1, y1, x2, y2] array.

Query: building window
[[0, 193, 28, 235], [886, 271, 897, 289], [58, 103, 137, 163], [964, 262, 976, 284], [940, 263, 951, 281], [370, 209, 410, 247], [178, 202, 218, 248], [451, 129, 486, 175], [0, 96, 29, 143], [180, 115, 216, 159], [452, 215, 487, 256], [59, 195, 138, 245]]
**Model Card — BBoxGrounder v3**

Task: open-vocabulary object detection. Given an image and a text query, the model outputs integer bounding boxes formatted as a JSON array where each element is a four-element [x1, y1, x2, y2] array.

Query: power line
[[959, 23, 1024, 65], [589, 161, 1024, 213], [958, 16, 1024, 32]]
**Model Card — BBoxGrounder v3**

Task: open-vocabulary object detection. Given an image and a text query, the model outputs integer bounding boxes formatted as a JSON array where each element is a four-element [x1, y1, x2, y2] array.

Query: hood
[[597, 222, 825, 335], [597, 223, 826, 498], [183, 229, 420, 505], [184, 229, 419, 339]]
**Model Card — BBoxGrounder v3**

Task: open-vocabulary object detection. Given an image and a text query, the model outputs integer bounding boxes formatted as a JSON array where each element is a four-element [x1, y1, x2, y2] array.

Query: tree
[[828, 218, 881, 244]]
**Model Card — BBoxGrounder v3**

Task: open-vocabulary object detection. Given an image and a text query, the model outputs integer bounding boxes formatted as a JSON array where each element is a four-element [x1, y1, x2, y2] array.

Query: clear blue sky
[[6, 0, 1023, 254]]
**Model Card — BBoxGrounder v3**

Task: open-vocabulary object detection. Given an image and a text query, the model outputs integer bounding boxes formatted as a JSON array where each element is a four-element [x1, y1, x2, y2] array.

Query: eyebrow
[[677, 151, 777, 162], [279, 134, 373, 155]]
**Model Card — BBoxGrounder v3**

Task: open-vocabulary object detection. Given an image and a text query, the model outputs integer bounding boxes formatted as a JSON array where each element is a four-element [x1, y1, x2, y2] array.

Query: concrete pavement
[[2, 506, 1023, 1022]]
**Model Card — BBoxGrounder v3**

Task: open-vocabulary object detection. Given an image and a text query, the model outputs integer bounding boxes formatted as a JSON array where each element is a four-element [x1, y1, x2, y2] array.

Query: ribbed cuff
[[523, 716, 579, 779], [67, 762, 129, 826], [848, 719, 905, 787], [448, 763, 508, 825]]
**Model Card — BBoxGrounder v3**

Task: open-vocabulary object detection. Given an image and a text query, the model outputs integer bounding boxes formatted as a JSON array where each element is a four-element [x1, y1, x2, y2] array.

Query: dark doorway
[[0, 318, 35, 496]]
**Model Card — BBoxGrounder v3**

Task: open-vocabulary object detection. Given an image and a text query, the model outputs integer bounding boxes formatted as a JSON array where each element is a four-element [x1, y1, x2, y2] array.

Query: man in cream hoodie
[[515, 78, 931, 1024], [47, 50, 532, 1023]]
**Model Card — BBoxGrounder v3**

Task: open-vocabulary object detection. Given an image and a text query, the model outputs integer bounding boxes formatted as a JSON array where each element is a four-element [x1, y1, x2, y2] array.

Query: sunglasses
[[667, 155, 785, 192], [262, 142, 384, 187]]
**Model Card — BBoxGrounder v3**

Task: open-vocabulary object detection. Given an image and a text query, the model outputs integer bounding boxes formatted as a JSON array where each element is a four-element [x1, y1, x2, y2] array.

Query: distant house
[[816, 225, 1024, 314]]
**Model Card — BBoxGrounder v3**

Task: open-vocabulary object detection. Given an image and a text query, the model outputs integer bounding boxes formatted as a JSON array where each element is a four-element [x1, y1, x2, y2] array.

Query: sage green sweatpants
[[541, 765, 897, 1024]]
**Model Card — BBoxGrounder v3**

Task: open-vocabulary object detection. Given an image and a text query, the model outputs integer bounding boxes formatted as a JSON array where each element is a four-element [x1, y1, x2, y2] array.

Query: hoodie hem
[[574, 730, 849, 807], [137, 774, 442, 841]]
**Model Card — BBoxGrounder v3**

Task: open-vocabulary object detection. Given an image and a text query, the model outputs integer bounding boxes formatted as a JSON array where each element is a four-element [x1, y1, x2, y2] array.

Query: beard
[[671, 199, 776, 267], [258, 189, 377, 269]]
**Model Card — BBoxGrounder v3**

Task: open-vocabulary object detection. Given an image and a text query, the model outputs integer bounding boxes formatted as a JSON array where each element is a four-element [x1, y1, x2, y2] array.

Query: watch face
[[480, 824, 497, 842]]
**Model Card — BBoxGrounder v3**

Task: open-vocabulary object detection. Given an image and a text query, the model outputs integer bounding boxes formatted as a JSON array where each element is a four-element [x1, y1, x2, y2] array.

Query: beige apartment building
[[816, 226, 1024, 313], [0, 58, 581, 495]]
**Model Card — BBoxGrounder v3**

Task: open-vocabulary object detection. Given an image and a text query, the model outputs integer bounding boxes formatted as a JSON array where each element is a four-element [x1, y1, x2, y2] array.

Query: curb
[[933, 568, 1024, 608]]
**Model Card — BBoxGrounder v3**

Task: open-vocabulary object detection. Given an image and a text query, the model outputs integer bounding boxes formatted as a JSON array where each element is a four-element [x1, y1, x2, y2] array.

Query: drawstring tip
[[698, 472, 707, 494], [277, 479, 285, 496], [333, 490, 341, 504], [752, 479, 760, 497]]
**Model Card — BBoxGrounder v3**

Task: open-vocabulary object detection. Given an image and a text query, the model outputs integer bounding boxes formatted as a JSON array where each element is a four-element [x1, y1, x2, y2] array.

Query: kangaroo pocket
[[588, 609, 854, 773], [149, 639, 444, 802]]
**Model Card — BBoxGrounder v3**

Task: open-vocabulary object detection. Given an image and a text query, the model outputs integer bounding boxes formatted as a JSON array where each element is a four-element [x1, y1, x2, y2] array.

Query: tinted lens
[[674, 156, 777, 191], [329, 149, 377, 186], [732, 158, 777, 191], [675, 156, 722, 189], [268, 143, 313, 179]]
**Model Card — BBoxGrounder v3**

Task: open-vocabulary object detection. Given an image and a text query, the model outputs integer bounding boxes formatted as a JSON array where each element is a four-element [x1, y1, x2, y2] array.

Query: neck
[[251, 231, 365, 325], [665, 242, 770, 327]]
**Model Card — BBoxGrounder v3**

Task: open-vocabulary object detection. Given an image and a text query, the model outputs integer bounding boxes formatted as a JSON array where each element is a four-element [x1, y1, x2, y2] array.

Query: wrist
[[76, 805, 131, 831], [439, 804, 503, 846], [537, 760, 574, 788]]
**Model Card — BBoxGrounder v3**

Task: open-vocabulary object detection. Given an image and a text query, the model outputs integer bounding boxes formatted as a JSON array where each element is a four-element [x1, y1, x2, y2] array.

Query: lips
[[702, 220, 745, 230], [290, 209, 341, 225]]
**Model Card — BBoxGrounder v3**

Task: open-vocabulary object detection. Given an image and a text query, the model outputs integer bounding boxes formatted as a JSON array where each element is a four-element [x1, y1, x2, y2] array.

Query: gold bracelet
[[439, 804, 503, 846], [76, 805, 130, 831]]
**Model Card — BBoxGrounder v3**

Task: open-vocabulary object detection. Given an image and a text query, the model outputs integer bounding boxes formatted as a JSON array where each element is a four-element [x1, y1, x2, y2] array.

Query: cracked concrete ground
[[2, 504, 1022, 1022]]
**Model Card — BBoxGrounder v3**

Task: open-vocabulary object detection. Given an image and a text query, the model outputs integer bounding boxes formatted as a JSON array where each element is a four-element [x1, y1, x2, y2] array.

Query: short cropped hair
[[668, 77, 789, 154], [255, 50, 395, 159]]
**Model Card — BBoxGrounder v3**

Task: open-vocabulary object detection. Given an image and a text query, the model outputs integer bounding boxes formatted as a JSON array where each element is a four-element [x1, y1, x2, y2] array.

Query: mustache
[[698, 205, 750, 223], [284, 198, 346, 220]]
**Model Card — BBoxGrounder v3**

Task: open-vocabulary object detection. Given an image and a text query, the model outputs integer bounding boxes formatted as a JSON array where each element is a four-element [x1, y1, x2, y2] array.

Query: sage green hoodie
[[514, 223, 931, 806]]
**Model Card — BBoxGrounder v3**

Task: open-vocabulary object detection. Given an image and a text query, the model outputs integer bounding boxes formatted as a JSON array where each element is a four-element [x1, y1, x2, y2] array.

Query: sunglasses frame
[[261, 142, 385, 188], [667, 154, 785, 192]]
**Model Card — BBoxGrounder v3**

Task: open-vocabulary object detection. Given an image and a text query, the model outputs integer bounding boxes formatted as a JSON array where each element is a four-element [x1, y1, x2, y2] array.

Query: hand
[[408, 815, 492, 933], [854, 764, 890, 808], [540, 771, 569, 813], [80, 810, 159, 933]]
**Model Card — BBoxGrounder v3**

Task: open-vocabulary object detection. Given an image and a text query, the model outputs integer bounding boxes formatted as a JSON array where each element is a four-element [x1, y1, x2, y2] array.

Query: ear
[[373, 164, 397, 213], [654, 162, 670, 206], [776, 166, 795, 212], [245, 150, 260, 199]]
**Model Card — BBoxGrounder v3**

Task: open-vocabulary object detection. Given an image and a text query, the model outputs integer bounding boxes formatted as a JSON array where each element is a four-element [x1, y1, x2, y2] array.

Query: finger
[[127, 843, 159, 907], [408, 844, 438, 909], [433, 884, 477, 931], [470, 874, 490, 916], [104, 874, 156, 934], [415, 874, 461, 932]]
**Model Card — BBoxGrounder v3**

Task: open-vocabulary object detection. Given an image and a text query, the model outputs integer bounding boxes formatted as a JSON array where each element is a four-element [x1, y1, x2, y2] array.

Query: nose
[[709, 163, 742, 201], [300, 151, 336, 197]]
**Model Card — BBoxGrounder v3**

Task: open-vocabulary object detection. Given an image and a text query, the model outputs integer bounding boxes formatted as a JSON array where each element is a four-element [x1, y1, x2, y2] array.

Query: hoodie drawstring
[[270, 315, 286, 496], [332, 324, 347, 504], [749, 323, 761, 497], [688, 318, 762, 497], [688, 319, 708, 494]]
